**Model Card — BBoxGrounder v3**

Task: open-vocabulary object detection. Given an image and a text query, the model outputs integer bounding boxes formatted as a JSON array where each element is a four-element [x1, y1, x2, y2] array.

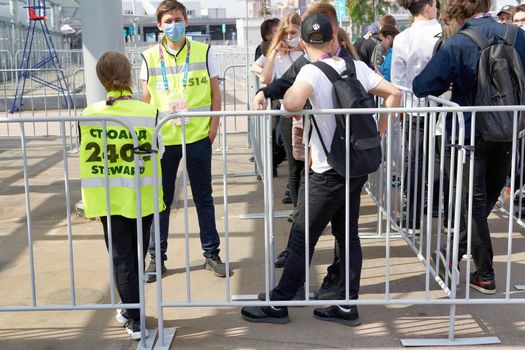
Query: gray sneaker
[[145, 259, 166, 283], [205, 255, 229, 277]]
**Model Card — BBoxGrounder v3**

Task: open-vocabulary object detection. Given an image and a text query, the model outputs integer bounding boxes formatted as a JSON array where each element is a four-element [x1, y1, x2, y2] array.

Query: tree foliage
[[347, 0, 397, 25]]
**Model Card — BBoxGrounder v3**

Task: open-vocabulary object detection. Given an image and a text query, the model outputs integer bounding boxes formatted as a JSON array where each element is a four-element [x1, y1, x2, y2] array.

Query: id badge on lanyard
[[158, 40, 191, 126]]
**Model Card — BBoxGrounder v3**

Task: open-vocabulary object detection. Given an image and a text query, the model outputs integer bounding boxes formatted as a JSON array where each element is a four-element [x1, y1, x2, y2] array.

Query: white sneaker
[[115, 308, 129, 326], [125, 319, 149, 340]]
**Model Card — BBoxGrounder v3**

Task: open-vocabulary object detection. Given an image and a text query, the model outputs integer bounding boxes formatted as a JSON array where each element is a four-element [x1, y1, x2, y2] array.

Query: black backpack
[[311, 58, 382, 178], [370, 37, 386, 68], [460, 24, 525, 142]]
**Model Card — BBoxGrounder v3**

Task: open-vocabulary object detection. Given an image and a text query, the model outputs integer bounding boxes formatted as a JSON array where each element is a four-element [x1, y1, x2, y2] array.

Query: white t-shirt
[[391, 19, 441, 96], [255, 51, 304, 80], [295, 57, 383, 174], [140, 43, 220, 81]]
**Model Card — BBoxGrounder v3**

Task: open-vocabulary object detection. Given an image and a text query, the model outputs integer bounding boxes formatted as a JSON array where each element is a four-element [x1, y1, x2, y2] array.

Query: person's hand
[[252, 91, 267, 110], [274, 40, 293, 53], [208, 129, 217, 144]]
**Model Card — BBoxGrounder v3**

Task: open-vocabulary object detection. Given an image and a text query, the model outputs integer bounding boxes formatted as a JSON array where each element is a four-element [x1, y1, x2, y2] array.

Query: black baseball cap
[[497, 5, 515, 16], [301, 13, 333, 44]]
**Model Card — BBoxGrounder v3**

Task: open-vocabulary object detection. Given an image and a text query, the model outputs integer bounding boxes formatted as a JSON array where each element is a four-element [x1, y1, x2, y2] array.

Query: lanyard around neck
[[317, 53, 333, 61], [158, 38, 191, 92], [106, 94, 132, 106]]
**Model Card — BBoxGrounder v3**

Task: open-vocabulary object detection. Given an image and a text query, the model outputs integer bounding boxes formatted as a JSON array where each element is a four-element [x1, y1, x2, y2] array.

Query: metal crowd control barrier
[[0, 49, 13, 65], [0, 115, 156, 350], [149, 104, 525, 349], [0, 17, 66, 54], [1, 68, 76, 149], [14, 49, 84, 73], [3, 105, 525, 349]]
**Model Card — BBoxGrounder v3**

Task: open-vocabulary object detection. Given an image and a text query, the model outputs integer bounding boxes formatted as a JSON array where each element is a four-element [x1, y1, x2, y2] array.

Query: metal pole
[[78, 0, 124, 104]]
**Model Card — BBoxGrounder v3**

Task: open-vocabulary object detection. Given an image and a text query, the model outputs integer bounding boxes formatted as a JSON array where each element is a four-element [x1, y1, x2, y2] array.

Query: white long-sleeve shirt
[[391, 19, 442, 95]]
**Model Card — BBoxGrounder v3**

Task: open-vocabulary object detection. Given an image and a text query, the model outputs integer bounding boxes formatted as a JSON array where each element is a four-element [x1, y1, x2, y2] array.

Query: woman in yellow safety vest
[[79, 51, 164, 340]]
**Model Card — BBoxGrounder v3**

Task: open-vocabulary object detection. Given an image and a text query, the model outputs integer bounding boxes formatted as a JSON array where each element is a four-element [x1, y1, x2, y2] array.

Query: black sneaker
[[205, 255, 228, 277], [391, 175, 401, 188], [315, 274, 339, 300], [274, 249, 289, 268], [257, 285, 307, 301], [282, 189, 292, 204], [125, 319, 149, 340], [145, 259, 167, 283], [313, 305, 361, 327], [470, 272, 496, 295], [241, 306, 289, 324]]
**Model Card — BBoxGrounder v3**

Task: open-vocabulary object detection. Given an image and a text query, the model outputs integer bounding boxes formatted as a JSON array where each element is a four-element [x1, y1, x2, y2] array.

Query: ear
[[184, 18, 189, 27], [157, 21, 163, 32], [299, 38, 306, 51]]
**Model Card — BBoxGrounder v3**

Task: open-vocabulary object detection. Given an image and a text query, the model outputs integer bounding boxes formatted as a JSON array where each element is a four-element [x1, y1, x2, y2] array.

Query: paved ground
[[1, 126, 525, 350]]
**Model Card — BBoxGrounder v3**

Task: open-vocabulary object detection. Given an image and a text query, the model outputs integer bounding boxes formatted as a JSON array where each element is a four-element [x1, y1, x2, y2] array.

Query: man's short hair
[[303, 2, 338, 27], [301, 13, 333, 44], [260, 18, 280, 41], [156, 0, 187, 23], [380, 14, 396, 28], [380, 25, 400, 39], [513, 4, 525, 16]]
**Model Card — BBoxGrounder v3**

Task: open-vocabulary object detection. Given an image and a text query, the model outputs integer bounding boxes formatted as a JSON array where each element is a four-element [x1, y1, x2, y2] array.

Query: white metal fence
[[2, 103, 525, 348], [0, 115, 155, 350]]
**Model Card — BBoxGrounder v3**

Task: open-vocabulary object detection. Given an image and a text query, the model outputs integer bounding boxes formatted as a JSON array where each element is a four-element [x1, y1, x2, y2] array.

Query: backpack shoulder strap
[[310, 116, 330, 157], [460, 26, 489, 50], [312, 60, 341, 83], [343, 57, 357, 79], [502, 23, 518, 46]]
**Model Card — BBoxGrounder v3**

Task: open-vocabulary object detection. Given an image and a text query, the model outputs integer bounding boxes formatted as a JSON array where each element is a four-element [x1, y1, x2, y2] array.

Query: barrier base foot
[[239, 210, 291, 220], [227, 172, 257, 178], [400, 336, 501, 347], [137, 328, 157, 350], [358, 232, 403, 239], [154, 328, 177, 350], [515, 285, 525, 290], [231, 293, 315, 301]]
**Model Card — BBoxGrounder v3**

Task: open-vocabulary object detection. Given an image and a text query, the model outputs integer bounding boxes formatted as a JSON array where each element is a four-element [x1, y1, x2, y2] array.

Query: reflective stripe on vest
[[80, 98, 165, 219], [81, 175, 162, 188], [79, 116, 157, 129], [143, 39, 212, 145], [148, 62, 208, 77]]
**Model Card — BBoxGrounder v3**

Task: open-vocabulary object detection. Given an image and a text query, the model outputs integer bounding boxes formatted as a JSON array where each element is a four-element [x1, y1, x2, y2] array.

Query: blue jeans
[[271, 170, 367, 301], [149, 137, 220, 260]]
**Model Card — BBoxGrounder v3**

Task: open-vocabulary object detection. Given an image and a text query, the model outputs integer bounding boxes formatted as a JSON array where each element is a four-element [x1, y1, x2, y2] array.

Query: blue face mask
[[164, 22, 185, 41]]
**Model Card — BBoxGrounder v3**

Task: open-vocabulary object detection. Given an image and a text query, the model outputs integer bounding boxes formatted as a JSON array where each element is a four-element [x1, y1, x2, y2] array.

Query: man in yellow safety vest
[[140, 0, 225, 281]]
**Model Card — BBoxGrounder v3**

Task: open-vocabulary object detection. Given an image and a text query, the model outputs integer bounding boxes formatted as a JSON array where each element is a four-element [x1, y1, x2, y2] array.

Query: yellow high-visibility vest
[[80, 90, 165, 219], [142, 38, 212, 145]]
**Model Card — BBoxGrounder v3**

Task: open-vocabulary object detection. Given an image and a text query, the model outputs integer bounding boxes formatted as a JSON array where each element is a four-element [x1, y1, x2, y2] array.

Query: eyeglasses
[[514, 18, 525, 24]]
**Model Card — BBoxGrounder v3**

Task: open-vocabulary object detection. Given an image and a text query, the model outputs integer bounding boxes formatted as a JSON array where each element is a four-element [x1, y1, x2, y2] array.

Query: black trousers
[[280, 117, 305, 207], [101, 215, 152, 321], [445, 137, 512, 281], [271, 170, 367, 301], [404, 116, 425, 222]]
